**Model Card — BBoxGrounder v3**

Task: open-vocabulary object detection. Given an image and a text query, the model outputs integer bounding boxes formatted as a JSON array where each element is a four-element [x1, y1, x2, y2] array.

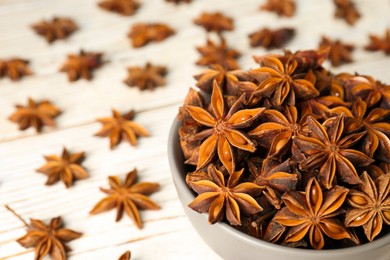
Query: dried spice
[[95, 109, 149, 149], [98, 0, 140, 16], [194, 12, 234, 35], [319, 36, 355, 67], [31, 17, 78, 43], [127, 23, 175, 48], [90, 168, 160, 229], [196, 38, 241, 69], [124, 62, 167, 90], [365, 29, 390, 55], [333, 0, 360, 25], [0, 58, 33, 81], [165, 0, 191, 4], [118, 250, 131, 260], [249, 28, 295, 49], [260, 0, 296, 17], [36, 148, 89, 188], [9, 97, 61, 132], [60, 50, 104, 81]]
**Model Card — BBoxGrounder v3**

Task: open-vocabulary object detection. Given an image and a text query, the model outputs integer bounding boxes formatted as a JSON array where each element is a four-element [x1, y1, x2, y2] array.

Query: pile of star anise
[[177, 48, 390, 250]]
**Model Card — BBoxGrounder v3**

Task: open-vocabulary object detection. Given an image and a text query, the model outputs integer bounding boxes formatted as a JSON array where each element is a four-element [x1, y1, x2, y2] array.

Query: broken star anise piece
[[98, 0, 140, 16], [365, 29, 390, 55], [90, 168, 160, 229], [118, 250, 131, 260], [249, 27, 295, 49], [345, 171, 390, 241], [188, 166, 263, 225], [8, 97, 61, 132], [127, 23, 175, 48], [124, 62, 167, 91], [319, 36, 355, 67], [31, 17, 78, 43], [59, 50, 104, 81], [274, 177, 350, 249], [165, 0, 191, 4], [260, 0, 296, 17], [333, 0, 360, 26], [36, 148, 89, 188], [0, 58, 33, 81], [193, 12, 234, 35]]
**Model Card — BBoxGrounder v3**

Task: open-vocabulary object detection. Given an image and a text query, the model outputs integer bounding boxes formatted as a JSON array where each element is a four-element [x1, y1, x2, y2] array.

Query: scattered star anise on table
[[59, 50, 104, 81], [333, 0, 360, 26], [193, 12, 234, 35], [8, 97, 61, 132], [249, 27, 295, 49], [95, 109, 149, 149], [124, 62, 167, 91], [365, 29, 390, 55], [90, 168, 160, 229], [118, 250, 131, 260], [260, 0, 296, 17], [319, 36, 355, 67], [98, 0, 140, 16], [36, 148, 89, 188], [127, 22, 175, 48], [0, 58, 33, 81], [31, 17, 78, 43]]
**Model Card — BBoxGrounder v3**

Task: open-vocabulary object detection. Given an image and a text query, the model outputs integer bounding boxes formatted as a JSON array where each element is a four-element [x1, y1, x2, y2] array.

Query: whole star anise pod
[[260, 0, 296, 17], [188, 166, 263, 225], [8, 97, 61, 132], [59, 50, 104, 81], [118, 250, 131, 260], [36, 148, 89, 188], [95, 109, 149, 149], [274, 177, 350, 249], [98, 0, 140, 16], [333, 0, 360, 26], [0, 58, 33, 81], [90, 168, 160, 229], [31, 17, 78, 43], [249, 28, 295, 49], [319, 36, 355, 67], [193, 12, 234, 35], [186, 83, 265, 173], [127, 23, 175, 48], [165, 0, 191, 4], [365, 29, 390, 55], [345, 171, 390, 241], [124, 62, 167, 90]]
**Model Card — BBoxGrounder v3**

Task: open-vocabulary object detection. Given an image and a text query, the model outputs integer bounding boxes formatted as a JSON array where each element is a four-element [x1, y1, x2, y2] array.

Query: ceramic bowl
[[168, 119, 390, 260]]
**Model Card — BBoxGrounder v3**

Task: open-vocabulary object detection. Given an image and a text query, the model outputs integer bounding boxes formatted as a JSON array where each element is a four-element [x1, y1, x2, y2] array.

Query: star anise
[[0, 58, 33, 81], [8, 97, 61, 132], [293, 114, 374, 189], [165, 0, 191, 4], [188, 166, 263, 225], [365, 29, 390, 55], [127, 23, 175, 48], [90, 168, 160, 229], [186, 83, 265, 173], [274, 177, 350, 249], [333, 0, 360, 26], [36, 148, 89, 188], [196, 38, 241, 70], [95, 109, 149, 149], [193, 12, 234, 35], [31, 17, 78, 43], [118, 250, 131, 260], [319, 36, 355, 67], [260, 0, 296, 17], [249, 28, 295, 49], [124, 62, 167, 91], [345, 171, 390, 241], [98, 0, 140, 16], [59, 50, 104, 81]]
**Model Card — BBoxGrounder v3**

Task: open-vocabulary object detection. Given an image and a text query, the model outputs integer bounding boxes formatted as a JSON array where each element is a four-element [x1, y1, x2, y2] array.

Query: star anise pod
[[249, 28, 295, 49], [124, 62, 167, 91], [0, 58, 33, 81], [127, 23, 175, 48], [365, 29, 390, 55], [8, 97, 61, 132], [186, 83, 265, 173], [193, 12, 234, 35], [333, 0, 360, 26], [36, 148, 89, 188], [319, 36, 355, 67], [98, 0, 140, 16], [118, 250, 131, 260], [345, 171, 390, 241], [59, 50, 104, 81], [294, 114, 374, 189], [31, 17, 78, 43], [274, 177, 350, 249], [188, 166, 263, 225], [90, 168, 160, 229], [165, 0, 191, 4], [95, 109, 149, 149], [260, 0, 296, 17], [196, 38, 241, 70]]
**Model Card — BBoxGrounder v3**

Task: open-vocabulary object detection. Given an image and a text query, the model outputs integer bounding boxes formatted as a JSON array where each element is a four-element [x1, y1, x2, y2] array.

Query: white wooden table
[[0, 0, 389, 259]]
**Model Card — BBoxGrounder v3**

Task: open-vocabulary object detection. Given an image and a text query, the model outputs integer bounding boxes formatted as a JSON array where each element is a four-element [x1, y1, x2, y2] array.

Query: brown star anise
[[319, 36, 355, 67], [333, 0, 360, 26], [31, 17, 78, 43], [260, 0, 296, 17], [186, 83, 265, 173], [188, 166, 263, 225], [365, 29, 390, 55], [118, 250, 131, 260], [193, 12, 234, 35], [274, 177, 350, 249], [90, 168, 160, 229], [36, 148, 89, 188], [98, 0, 140, 16], [127, 23, 175, 48], [249, 28, 295, 49], [59, 50, 104, 81], [95, 109, 149, 149], [8, 97, 61, 132], [165, 0, 191, 3], [345, 171, 390, 241], [0, 58, 33, 81], [124, 62, 167, 90]]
